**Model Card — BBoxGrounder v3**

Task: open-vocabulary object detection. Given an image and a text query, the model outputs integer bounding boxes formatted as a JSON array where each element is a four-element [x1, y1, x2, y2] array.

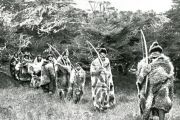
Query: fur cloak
[[40, 62, 55, 86], [55, 56, 71, 98], [136, 54, 174, 118]]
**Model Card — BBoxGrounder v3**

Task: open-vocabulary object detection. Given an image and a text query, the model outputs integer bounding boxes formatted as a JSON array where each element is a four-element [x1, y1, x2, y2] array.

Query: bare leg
[[149, 111, 153, 120], [143, 89, 153, 120], [59, 89, 65, 101], [109, 83, 116, 106], [92, 86, 98, 107], [139, 95, 146, 115], [91, 77, 97, 107], [159, 109, 165, 120]]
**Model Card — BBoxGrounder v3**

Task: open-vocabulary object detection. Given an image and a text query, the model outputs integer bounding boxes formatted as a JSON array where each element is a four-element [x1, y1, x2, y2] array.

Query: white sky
[[74, 0, 173, 13]]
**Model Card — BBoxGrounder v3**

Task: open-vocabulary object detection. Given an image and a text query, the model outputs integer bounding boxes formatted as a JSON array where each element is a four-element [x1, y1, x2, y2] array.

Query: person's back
[[40, 53, 56, 94], [136, 41, 175, 120], [55, 50, 72, 100], [69, 63, 86, 103]]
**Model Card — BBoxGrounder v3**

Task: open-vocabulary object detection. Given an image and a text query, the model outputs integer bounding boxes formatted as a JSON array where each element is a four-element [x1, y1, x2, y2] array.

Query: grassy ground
[[0, 68, 180, 120]]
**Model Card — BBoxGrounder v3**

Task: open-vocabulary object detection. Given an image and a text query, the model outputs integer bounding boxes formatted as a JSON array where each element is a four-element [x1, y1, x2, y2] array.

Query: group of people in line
[[9, 41, 175, 120], [10, 47, 116, 109]]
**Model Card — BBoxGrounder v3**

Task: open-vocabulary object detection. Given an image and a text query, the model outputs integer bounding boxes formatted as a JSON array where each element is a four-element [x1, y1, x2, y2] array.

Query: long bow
[[47, 43, 61, 56], [86, 41, 103, 67], [140, 29, 149, 94]]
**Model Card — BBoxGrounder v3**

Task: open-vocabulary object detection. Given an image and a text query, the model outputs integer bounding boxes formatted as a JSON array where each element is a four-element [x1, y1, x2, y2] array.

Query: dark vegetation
[[0, 0, 180, 76], [0, 0, 180, 88]]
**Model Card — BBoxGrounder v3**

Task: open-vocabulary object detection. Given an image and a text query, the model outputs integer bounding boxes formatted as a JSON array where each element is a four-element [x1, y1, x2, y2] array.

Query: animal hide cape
[[70, 68, 86, 102], [40, 62, 55, 86], [55, 56, 71, 90], [70, 68, 86, 88], [137, 54, 174, 114], [90, 57, 116, 107], [90, 58, 113, 88]]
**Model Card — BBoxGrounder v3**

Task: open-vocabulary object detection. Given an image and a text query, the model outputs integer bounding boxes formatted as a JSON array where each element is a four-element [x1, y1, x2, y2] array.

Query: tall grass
[[0, 85, 180, 120], [0, 68, 180, 120]]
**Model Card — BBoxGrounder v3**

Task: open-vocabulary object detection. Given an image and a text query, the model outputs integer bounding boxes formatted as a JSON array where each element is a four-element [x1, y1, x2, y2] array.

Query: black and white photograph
[[0, 0, 180, 119]]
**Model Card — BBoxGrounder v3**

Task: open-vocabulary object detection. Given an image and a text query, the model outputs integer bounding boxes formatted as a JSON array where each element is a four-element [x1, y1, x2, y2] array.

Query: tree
[[0, 0, 178, 74], [167, 0, 180, 33]]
